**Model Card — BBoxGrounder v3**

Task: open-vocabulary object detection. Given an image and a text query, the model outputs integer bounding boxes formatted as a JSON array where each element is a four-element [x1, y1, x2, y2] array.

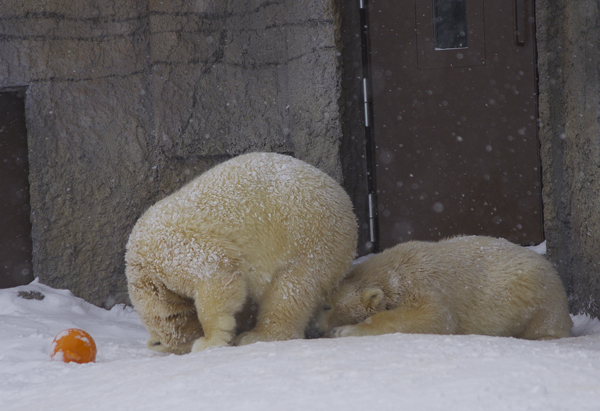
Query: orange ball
[[51, 328, 97, 364]]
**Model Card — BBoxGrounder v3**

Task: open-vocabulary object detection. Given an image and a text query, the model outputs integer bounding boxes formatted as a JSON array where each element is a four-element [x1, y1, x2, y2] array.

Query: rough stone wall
[[536, 0, 600, 317], [0, 0, 348, 307]]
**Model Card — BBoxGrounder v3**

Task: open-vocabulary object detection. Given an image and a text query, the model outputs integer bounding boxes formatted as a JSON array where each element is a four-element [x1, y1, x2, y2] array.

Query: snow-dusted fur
[[125, 153, 358, 353], [316, 236, 572, 340]]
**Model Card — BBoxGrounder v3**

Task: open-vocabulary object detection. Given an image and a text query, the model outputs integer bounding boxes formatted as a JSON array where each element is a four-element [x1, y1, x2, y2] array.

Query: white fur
[[126, 153, 358, 353], [317, 236, 572, 340]]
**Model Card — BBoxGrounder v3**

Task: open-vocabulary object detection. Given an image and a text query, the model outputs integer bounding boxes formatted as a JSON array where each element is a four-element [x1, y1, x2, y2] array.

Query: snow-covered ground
[[1, 279, 600, 411]]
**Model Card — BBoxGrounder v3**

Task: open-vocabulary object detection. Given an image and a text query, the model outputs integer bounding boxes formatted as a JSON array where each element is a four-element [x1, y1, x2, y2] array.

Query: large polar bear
[[315, 236, 572, 340], [125, 152, 357, 353]]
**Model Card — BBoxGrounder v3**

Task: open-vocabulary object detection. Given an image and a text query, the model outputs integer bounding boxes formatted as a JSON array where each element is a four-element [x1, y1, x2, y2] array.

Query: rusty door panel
[[0, 91, 34, 288], [368, 0, 542, 248]]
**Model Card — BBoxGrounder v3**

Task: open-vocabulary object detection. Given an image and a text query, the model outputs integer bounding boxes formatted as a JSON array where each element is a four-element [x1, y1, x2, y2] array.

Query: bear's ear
[[362, 288, 385, 311]]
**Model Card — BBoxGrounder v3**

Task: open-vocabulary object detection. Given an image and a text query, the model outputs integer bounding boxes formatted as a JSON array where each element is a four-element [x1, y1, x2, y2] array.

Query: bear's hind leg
[[191, 270, 248, 352], [519, 307, 573, 340]]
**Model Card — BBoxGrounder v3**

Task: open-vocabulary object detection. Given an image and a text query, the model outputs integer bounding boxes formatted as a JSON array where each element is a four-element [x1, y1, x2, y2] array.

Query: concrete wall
[[536, 0, 600, 318], [0, 0, 351, 307], [3, 0, 600, 318]]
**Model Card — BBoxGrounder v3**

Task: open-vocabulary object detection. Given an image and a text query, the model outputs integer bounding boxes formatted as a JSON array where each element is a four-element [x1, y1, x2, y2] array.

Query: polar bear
[[314, 236, 572, 340], [125, 152, 357, 353]]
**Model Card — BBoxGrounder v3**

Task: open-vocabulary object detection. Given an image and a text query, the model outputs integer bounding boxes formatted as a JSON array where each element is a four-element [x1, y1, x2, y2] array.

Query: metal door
[[0, 91, 34, 288], [366, 0, 542, 248]]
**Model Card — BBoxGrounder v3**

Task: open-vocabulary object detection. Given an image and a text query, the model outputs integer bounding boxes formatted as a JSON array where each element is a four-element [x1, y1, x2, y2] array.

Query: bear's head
[[143, 310, 204, 355], [313, 277, 386, 336]]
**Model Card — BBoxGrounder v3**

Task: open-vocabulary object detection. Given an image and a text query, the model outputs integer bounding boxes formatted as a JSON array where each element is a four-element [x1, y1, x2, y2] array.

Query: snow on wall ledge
[[1, 280, 600, 411]]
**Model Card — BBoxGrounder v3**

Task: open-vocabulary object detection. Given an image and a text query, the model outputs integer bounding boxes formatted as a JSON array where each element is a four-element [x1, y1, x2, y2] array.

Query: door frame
[[358, 0, 542, 251]]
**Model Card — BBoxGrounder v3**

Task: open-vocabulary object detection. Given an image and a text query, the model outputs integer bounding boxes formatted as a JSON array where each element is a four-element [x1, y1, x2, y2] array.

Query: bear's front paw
[[191, 336, 229, 352], [234, 330, 264, 346], [234, 328, 298, 346], [328, 325, 359, 338], [146, 337, 194, 354], [147, 337, 166, 352]]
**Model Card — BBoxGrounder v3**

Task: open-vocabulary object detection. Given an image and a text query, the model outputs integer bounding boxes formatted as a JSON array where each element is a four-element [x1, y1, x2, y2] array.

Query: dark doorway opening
[[0, 89, 34, 288], [364, 0, 542, 249]]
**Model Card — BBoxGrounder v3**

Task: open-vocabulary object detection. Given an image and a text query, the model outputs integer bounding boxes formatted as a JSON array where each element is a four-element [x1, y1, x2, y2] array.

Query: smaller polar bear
[[125, 152, 357, 354], [315, 236, 572, 340]]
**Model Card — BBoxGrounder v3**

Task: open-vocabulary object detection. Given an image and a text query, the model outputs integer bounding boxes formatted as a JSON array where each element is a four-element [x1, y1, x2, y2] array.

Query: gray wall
[[2, 0, 600, 319], [536, 0, 600, 318], [0, 0, 352, 307]]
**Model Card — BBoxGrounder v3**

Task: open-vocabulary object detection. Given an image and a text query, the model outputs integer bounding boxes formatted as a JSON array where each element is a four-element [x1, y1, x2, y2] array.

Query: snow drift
[[1, 280, 600, 411]]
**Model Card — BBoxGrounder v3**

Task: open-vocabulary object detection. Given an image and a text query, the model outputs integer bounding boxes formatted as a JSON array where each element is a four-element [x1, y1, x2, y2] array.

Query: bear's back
[[139, 152, 351, 235], [432, 236, 567, 335], [126, 152, 357, 290], [371, 236, 564, 319]]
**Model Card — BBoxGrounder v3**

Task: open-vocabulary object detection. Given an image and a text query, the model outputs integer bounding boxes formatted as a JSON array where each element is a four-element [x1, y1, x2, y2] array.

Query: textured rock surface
[[7, 0, 598, 318], [536, 0, 600, 317], [0, 0, 351, 307]]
